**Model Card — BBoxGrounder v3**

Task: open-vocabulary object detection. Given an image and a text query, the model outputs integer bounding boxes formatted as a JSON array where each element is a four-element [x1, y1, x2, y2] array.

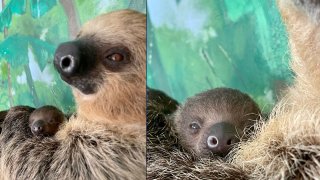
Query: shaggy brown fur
[[147, 88, 180, 152], [0, 110, 7, 133], [148, 149, 248, 180], [0, 10, 146, 180]]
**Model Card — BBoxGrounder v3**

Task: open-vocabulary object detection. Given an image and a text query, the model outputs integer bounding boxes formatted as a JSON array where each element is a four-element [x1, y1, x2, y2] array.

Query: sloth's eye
[[106, 53, 124, 62], [102, 47, 130, 70], [189, 122, 200, 130], [49, 119, 56, 124]]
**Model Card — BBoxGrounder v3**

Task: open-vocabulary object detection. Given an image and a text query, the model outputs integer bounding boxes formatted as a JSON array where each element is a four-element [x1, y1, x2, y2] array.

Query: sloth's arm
[[0, 106, 145, 180]]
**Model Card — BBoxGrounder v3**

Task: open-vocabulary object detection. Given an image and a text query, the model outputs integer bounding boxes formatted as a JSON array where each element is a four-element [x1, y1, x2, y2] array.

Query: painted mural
[[0, 0, 146, 113], [147, 0, 293, 113]]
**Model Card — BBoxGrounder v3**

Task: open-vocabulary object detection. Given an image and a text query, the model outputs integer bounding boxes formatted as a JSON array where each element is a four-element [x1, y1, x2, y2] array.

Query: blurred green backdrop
[[147, 0, 293, 113], [0, 0, 146, 113]]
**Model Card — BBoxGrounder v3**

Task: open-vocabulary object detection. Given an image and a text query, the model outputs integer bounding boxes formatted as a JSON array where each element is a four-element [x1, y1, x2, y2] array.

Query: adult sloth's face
[[53, 10, 146, 126], [54, 10, 146, 97]]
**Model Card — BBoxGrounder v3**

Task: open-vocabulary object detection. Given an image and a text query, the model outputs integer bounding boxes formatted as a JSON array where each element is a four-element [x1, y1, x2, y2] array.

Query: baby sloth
[[174, 88, 261, 157], [29, 106, 66, 137]]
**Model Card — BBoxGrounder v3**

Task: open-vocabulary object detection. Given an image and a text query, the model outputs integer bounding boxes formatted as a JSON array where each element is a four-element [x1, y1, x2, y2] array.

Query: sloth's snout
[[54, 42, 80, 77], [53, 40, 100, 94], [31, 120, 45, 135], [206, 122, 239, 156]]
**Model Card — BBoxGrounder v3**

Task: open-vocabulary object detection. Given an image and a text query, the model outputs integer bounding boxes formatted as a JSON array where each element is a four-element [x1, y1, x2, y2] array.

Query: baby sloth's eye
[[49, 119, 55, 124], [189, 122, 200, 133], [106, 53, 124, 62]]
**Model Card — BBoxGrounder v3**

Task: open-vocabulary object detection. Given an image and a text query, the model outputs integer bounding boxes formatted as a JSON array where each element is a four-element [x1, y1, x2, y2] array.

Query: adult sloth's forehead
[[78, 10, 146, 40]]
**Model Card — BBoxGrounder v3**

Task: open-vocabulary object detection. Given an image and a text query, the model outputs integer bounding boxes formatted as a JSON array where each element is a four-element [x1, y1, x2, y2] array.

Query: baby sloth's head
[[174, 88, 261, 157], [29, 106, 66, 137]]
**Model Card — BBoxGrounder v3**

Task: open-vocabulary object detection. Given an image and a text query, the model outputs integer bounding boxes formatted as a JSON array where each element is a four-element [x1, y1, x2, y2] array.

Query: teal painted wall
[[147, 0, 292, 113], [0, 0, 146, 113]]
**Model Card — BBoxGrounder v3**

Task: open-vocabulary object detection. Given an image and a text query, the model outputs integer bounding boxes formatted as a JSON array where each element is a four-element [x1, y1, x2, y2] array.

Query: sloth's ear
[[1, 106, 35, 142]]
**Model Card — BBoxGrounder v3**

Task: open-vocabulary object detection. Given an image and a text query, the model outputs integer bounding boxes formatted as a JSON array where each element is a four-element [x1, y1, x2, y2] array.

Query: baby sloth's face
[[174, 88, 261, 158], [29, 106, 66, 137]]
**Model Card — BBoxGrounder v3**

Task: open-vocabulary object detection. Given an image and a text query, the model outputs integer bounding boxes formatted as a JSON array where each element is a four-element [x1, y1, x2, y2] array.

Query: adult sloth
[[0, 9, 146, 180]]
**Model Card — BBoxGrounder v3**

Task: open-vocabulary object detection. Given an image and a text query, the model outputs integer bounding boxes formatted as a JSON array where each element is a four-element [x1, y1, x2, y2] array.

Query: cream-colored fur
[[232, 1, 320, 178]]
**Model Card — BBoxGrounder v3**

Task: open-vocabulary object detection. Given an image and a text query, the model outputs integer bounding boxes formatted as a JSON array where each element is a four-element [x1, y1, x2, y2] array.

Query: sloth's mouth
[[73, 83, 97, 94], [60, 75, 98, 95], [202, 149, 229, 158]]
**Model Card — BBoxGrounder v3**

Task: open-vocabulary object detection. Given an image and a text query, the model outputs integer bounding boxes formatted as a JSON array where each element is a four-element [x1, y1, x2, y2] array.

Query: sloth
[[28, 106, 66, 137], [147, 88, 261, 179], [150, 0, 320, 179], [0, 9, 146, 180], [175, 88, 261, 158]]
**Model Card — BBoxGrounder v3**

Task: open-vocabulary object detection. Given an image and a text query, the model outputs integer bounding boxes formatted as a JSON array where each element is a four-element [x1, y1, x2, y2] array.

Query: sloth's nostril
[[61, 56, 72, 69]]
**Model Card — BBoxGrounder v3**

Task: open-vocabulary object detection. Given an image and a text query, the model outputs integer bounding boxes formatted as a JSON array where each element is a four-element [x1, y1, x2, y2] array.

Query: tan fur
[[0, 9, 146, 180], [230, 0, 320, 179], [74, 10, 146, 127]]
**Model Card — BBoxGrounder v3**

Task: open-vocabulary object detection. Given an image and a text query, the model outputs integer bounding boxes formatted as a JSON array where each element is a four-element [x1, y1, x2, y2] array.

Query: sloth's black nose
[[54, 42, 80, 77], [206, 122, 239, 157], [31, 120, 45, 135]]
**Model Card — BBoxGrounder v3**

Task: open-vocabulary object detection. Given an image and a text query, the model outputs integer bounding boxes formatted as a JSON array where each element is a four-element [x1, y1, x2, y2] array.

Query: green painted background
[[0, 0, 146, 113], [147, 0, 293, 113]]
